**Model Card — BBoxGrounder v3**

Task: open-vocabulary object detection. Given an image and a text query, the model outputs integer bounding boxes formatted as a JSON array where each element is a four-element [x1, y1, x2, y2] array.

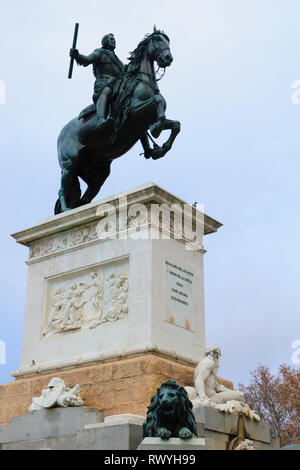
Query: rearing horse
[[55, 29, 181, 214]]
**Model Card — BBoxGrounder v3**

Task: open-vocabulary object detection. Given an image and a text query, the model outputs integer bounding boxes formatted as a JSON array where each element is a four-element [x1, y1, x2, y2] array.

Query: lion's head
[[143, 379, 198, 439]]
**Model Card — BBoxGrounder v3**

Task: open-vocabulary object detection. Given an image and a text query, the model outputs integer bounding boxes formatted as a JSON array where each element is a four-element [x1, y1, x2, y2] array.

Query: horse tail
[[55, 118, 84, 214], [54, 199, 61, 215]]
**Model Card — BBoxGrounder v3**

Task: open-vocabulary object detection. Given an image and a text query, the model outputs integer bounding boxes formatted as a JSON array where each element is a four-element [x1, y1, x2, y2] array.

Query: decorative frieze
[[29, 202, 204, 261], [30, 223, 98, 260], [43, 267, 129, 337]]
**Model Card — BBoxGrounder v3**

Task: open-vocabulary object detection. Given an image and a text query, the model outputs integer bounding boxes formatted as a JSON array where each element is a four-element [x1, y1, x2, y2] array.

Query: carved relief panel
[[42, 260, 129, 337]]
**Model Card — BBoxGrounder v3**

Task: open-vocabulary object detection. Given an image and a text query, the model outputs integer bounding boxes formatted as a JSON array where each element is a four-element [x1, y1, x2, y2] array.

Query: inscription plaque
[[165, 260, 194, 330]]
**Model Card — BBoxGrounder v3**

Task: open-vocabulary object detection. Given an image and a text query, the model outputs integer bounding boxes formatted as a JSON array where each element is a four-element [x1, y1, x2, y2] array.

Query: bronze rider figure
[[70, 33, 124, 132]]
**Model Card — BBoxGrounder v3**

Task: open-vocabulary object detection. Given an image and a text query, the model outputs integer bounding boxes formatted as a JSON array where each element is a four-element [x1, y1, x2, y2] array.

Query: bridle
[[151, 35, 170, 81]]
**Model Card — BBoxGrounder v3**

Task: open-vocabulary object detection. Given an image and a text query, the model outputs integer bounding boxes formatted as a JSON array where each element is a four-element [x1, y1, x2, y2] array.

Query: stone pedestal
[[0, 407, 104, 449], [0, 409, 143, 450], [0, 183, 221, 424], [193, 404, 278, 450], [0, 407, 277, 450], [0, 183, 222, 425], [0, 183, 277, 451], [0, 355, 197, 426], [138, 437, 210, 450], [12, 183, 221, 379]]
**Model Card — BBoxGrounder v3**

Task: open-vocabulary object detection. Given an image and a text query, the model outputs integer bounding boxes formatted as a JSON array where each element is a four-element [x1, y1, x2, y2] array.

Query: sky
[[0, 0, 299, 388]]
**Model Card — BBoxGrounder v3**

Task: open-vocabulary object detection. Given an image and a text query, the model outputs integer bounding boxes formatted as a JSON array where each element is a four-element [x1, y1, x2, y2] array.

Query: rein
[[155, 66, 166, 81], [151, 37, 168, 81]]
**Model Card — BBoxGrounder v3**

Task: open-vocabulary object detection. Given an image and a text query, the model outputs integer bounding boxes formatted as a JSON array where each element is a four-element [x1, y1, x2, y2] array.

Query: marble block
[[0, 410, 142, 450], [138, 437, 211, 450], [11, 183, 222, 378], [194, 404, 276, 450], [0, 407, 104, 445]]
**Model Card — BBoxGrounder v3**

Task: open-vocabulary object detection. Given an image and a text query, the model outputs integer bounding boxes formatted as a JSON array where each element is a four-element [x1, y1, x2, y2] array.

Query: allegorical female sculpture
[[55, 26, 181, 214]]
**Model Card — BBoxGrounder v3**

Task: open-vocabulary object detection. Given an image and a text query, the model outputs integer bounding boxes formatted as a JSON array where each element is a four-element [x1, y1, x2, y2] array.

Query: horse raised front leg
[[150, 95, 166, 139], [161, 119, 181, 153], [150, 118, 181, 160]]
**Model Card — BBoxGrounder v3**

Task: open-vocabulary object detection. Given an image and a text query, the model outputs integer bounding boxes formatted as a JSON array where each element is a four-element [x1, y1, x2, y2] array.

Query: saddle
[[78, 75, 121, 122], [77, 72, 139, 134]]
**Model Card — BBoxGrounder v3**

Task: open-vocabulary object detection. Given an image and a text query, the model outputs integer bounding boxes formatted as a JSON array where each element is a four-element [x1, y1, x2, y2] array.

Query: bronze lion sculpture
[[143, 379, 198, 440]]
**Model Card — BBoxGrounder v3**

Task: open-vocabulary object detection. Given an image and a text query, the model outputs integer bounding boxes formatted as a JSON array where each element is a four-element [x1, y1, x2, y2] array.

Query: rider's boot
[[95, 89, 114, 133]]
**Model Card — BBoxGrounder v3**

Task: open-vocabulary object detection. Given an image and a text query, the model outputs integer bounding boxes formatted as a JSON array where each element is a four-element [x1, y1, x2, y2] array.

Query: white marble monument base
[[11, 183, 222, 378]]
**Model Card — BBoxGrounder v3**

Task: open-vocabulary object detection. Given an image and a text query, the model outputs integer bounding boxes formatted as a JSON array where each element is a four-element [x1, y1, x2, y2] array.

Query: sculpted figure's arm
[[214, 382, 229, 393], [194, 359, 211, 400], [210, 365, 227, 393], [70, 48, 102, 67]]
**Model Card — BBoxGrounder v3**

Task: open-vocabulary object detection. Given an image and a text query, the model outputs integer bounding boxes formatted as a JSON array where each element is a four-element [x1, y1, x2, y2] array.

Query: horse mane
[[126, 30, 170, 76], [112, 30, 169, 141]]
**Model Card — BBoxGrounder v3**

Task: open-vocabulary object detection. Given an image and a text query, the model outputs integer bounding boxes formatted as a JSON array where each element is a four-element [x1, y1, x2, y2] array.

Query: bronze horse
[[55, 29, 180, 214]]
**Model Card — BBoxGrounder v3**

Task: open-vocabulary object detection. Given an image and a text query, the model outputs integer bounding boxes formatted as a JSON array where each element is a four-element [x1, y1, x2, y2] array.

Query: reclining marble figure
[[186, 345, 244, 405], [29, 377, 84, 412], [185, 345, 260, 421]]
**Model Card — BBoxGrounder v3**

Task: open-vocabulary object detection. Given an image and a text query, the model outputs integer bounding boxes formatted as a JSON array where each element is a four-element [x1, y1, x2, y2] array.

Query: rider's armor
[[76, 48, 125, 129]]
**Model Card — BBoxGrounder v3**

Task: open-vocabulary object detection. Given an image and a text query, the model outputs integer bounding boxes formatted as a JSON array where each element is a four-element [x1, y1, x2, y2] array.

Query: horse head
[[148, 30, 173, 68], [128, 29, 173, 73]]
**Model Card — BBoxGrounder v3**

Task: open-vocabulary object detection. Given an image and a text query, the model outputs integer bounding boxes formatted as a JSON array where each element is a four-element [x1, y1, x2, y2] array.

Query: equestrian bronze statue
[[55, 27, 181, 214]]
